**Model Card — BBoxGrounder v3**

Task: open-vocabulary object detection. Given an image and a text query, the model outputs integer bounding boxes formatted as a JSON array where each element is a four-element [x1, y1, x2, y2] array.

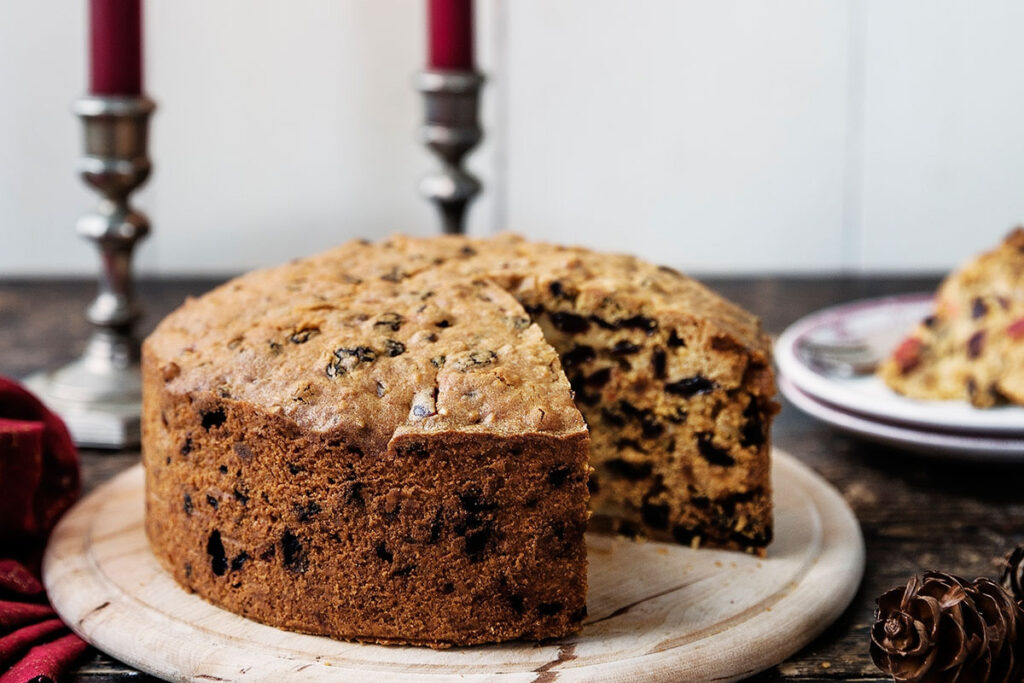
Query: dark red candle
[[428, 0, 474, 70], [89, 0, 143, 95]]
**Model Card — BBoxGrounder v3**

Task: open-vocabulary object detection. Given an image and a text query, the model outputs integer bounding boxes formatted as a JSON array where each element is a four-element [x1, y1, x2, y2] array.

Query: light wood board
[[43, 448, 864, 682]]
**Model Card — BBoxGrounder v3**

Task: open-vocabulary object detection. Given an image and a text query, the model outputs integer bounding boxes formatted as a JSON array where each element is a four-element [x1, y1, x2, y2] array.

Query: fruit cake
[[142, 234, 777, 647], [880, 228, 1024, 407]]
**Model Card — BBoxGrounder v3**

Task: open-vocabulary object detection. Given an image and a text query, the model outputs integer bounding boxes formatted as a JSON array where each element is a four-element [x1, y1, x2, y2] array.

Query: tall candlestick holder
[[416, 70, 484, 235], [25, 95, 155, 449]]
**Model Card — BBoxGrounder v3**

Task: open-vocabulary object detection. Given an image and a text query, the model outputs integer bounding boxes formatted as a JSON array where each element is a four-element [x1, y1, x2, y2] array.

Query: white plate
[[775, 294, 1024, 435], [779, 376, 1024, 462]]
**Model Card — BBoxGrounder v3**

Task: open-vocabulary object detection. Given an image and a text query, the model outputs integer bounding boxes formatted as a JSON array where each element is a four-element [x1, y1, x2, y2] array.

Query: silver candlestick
[[416, 70, 484, 235], [25, 95, 155, 449]]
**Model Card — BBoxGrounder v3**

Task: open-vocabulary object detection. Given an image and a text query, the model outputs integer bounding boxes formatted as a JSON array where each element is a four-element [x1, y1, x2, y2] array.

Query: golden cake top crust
[[342, 234, 771, 360], [147, 234, 772, 449]]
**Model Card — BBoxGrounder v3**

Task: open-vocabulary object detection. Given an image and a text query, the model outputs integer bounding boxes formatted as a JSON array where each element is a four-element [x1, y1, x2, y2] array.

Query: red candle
[[89, 0, 143, 95], [427, 0, 474, 70]]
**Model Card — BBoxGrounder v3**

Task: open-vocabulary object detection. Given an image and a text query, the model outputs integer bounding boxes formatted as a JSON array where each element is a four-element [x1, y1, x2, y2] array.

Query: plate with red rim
[[775, 294, 1024, 436], [779, 376, 1024, 462]]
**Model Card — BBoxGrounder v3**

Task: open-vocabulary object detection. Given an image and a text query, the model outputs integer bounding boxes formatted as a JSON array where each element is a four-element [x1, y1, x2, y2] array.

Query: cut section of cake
[[880, 228, 1024, 407]]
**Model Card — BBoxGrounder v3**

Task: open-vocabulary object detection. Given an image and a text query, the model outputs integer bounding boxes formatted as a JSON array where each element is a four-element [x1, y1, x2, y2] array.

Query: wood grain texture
[[42, 449, 862, 683], [6, 276, 1024, 681]]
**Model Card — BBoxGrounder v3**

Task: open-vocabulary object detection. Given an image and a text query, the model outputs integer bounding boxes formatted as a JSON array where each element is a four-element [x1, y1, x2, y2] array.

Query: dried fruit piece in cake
[[880, 228, 1024, 407]]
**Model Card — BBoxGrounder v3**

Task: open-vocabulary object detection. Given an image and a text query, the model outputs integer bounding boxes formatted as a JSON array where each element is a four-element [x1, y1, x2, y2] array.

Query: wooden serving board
[[43, 448, 863, 682]]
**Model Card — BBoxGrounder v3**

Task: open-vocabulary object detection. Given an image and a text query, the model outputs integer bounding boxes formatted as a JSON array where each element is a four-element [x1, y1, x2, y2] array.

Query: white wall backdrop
[[2, 0, 1023, 276]]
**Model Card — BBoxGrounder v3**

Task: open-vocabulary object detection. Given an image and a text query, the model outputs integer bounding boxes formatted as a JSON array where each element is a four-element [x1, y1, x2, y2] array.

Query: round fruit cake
[[142, 234, 777, 647]]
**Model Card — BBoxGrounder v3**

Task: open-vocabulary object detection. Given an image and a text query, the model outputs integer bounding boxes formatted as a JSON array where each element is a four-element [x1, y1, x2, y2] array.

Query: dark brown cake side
[[143, 391, 589, 645]]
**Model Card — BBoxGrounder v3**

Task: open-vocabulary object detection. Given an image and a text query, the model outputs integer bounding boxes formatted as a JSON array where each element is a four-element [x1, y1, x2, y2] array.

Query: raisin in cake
[[880, 228, 1024, 407], [143, 234, 777, 647]]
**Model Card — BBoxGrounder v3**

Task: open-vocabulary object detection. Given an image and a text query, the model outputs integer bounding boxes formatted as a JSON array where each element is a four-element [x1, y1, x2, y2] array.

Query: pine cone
[[870, 571, 1024, 682], [1002, 546, 1024, 604], [974, 577, 1024, 682]]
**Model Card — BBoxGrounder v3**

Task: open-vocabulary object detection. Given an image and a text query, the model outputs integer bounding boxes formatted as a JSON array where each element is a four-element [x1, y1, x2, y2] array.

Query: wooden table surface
[[3, 276, 1022, 683]]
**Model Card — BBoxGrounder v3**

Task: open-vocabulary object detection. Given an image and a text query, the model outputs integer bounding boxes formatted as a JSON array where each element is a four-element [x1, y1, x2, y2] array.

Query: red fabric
[[0, 602, 54, 630], [0, 620, 65, 667], [0, 420, 43, 542], [0, 378, 79, 543], [0, 634, 89, 683], [0, 562, 41, 597], [0, 378, 86, 682]]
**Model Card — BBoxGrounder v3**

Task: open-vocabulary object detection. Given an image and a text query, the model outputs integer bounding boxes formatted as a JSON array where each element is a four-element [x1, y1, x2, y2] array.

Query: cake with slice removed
[[142, 234, 777, 647]]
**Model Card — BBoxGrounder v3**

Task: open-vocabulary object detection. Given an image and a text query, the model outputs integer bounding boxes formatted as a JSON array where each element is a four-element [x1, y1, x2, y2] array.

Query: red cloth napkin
[[0, 377, 85, 682]]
